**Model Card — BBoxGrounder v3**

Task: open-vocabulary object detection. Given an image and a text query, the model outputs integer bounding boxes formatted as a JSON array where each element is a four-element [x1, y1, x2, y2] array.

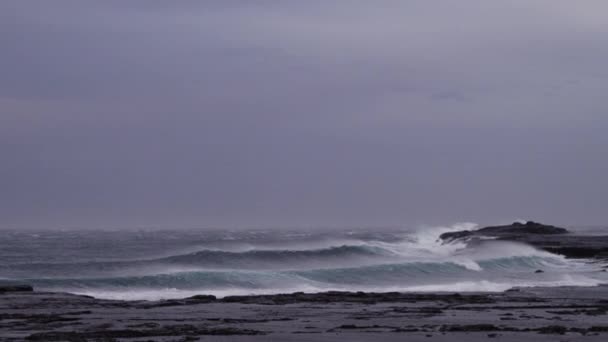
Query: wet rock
[[0, 313, 80, 324], [536, 325, 568, 334], [438, 230, 474, 241], [26, 325, 264, 340], [220, 291, 495, 305], [145, 294, 217, 308], [393, 327, 420, 332], [0, 284, 33, 293], [544, 246, 608, 259], [328, 324, 397, 332], [440, 324, 502, 332], [438, 221, 608, 261], [4, 284, 608, 341], [440, 221, 568, 242]]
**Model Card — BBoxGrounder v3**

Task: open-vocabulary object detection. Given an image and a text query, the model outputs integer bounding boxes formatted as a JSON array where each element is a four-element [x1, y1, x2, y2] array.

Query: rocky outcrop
[[26, 326, 264, 340], [0, 284, 33, 293], [140, 291, 497, 307], [439, 221, 568, 242], [439, 221, 608, 260], [218, 291, 496, 305], [3, 286, 608, 341]]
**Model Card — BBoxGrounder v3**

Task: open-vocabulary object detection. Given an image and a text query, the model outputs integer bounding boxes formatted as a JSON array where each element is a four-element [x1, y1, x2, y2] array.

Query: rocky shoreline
[[2, 222, 607, 341], [2, 284, 608, 341]]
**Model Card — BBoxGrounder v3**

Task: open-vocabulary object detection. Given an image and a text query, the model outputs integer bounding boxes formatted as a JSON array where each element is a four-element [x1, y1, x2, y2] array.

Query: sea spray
[[1, 224, 606, 300]]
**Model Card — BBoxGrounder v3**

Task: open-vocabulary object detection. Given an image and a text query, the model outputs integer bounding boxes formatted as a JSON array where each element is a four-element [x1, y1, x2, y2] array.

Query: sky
[[1, 1, 607, 229]]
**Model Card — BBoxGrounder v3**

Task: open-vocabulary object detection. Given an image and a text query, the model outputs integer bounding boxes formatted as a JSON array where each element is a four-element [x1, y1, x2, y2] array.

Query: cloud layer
[[1, 1, 607, 228]]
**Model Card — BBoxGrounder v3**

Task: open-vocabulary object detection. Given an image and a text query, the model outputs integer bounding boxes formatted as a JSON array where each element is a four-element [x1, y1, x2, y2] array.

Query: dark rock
[[180, 337, 199, 342], [438, 230, 474, 242], [186, 294, 216, 302], [393, 327, 420, 332], [27, 330, 146, 341], [0, 313, 79, 324], [535, 269, 544, 274], [437, 222, 608, 260], [220, 291, 494, 305], [440, 324, 501, 332], [127, 322, 161, 328], [440, 221, 568, 242], [328, 324, 397, 332], [144, 294, 217, 308], [589, 326, 608, 332], [336, 324, 362, 329], [27, 325, 264, 340], [544, 246, 608, 259], [0, 284, 34, 293], [536, 325, 568, 335]]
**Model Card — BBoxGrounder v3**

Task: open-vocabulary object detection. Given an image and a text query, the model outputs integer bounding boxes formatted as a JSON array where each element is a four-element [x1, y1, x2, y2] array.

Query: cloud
[[1, 1, 607, 228]]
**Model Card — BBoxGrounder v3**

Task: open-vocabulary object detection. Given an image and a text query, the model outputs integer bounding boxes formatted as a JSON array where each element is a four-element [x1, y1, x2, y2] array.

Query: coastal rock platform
[[2, 285, 608, 341]]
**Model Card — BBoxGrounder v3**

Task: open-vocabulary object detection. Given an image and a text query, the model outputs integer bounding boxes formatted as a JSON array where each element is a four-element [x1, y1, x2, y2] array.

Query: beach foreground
[[2, 285, 608, 341]]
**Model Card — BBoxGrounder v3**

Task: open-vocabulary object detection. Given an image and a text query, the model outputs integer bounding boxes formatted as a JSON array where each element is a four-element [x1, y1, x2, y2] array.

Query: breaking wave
[[1, 223, 606, 300]]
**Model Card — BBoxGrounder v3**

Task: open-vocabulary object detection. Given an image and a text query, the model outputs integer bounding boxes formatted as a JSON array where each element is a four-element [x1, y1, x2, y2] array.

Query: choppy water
[[1, 223, 606, 300]]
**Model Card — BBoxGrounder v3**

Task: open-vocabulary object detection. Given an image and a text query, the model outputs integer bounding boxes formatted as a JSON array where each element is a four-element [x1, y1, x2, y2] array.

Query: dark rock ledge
[[439, 221, 608, 260], [439, 221, 568, 242], [2, 285, 608, 341], [26, 326, 264, 341], [0, 284, 33, 293], [144, 291, 499, 308]]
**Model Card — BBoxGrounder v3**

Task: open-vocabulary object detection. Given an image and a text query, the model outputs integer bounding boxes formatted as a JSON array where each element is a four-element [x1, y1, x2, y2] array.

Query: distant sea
[[1, 224, 607, 300]]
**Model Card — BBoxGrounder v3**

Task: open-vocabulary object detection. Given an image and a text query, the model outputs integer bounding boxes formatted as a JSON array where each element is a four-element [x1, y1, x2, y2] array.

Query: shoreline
[[2, 223, 607, 341], [2, 285, 608, 341]]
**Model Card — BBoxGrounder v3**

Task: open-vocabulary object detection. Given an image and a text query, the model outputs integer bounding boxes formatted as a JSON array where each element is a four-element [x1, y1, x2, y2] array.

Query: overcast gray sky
[[1, 1, 607, 229]]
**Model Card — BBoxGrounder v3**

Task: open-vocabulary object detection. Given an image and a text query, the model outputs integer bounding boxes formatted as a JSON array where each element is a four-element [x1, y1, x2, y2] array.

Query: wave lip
[[66, 274, 605, 301], [158, 244, 394, 268]]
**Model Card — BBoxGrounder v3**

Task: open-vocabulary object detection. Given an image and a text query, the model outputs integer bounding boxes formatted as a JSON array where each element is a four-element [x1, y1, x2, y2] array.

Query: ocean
[[1, 223, 607, 301]]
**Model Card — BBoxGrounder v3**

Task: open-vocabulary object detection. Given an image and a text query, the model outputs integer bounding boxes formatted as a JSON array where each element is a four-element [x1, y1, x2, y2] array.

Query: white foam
[[72, 273, 604, 301], [396, 277, 602, 293], [72, 285, 326, 301]]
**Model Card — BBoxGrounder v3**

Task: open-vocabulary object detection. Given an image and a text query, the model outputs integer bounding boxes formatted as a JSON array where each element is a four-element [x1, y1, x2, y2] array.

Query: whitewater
[[1, 223, 606, 301]]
